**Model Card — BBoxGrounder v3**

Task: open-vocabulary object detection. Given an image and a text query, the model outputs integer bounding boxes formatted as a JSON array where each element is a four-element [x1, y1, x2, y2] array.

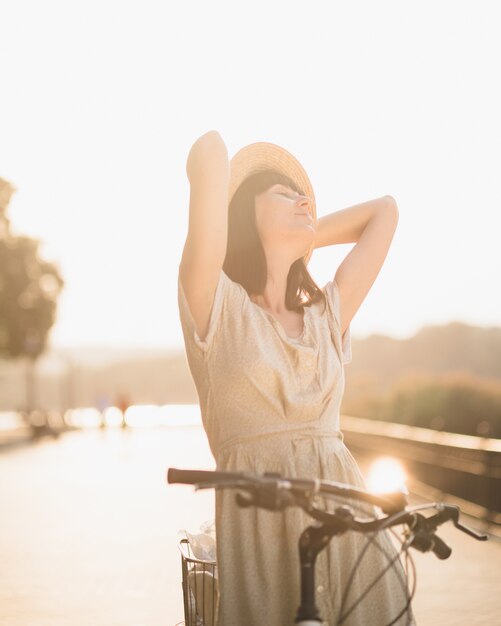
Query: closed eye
[[278, 189, 298, 198]]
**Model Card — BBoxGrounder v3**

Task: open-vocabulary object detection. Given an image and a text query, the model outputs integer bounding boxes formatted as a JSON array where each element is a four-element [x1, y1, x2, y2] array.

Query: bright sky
[[1, 1, 499, 349]]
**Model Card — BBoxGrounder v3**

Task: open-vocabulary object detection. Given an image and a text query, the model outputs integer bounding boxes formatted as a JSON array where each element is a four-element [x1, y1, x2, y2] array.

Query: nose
[[295, 195, 312, 214]]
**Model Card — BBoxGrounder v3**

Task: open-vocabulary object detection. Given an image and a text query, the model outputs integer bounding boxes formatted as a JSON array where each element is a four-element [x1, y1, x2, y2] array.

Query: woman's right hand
[[186, 130, 228, 183]]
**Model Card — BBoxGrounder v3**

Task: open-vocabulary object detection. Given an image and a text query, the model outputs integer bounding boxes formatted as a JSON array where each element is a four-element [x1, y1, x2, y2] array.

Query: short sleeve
[[178, 269, 235, 354], [322, 278, 353, 365]]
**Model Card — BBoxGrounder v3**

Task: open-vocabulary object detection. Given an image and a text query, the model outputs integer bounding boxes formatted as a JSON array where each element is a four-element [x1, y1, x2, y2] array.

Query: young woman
[[178, 130, 415, 625]]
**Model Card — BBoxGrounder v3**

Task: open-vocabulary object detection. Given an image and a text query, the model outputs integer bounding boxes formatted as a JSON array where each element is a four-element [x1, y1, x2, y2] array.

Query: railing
[[341, 415, 501, 526]]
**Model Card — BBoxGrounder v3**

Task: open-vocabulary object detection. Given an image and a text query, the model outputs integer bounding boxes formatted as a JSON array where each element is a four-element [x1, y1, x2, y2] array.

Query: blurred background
[[1, 1, 500, 625]]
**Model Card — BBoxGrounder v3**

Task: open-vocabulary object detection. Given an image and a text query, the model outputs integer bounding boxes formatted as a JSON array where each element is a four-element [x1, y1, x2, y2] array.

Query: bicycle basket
[[178, 536, 218, 626]]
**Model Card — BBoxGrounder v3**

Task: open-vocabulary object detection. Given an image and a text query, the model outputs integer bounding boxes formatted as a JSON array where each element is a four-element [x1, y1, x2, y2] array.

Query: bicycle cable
[[337, 527, 414, 625], [297, 488, 415, 626]]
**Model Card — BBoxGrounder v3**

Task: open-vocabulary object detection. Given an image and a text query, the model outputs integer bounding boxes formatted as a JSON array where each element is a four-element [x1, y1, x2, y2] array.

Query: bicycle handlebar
[[167, 467, 408, 514], [168, 467, 245, 485], [167, 467, 488, 559]]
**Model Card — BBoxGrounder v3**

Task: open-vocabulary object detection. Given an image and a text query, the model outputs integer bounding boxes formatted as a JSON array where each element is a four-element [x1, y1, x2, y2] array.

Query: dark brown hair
[[223, 170, 326, 313]]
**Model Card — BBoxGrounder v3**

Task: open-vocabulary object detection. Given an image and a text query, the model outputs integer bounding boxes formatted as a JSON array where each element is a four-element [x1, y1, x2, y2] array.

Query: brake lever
[[236, 492, 255, 508], [234, 479, 295, 512], [435, 504, 489, 541], [454, 519, 489, 541], [424, 504, 488, 541]]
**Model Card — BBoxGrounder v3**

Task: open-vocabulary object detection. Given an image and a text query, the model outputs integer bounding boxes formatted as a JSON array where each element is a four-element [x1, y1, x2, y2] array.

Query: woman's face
[[254, 183, 315, 257]]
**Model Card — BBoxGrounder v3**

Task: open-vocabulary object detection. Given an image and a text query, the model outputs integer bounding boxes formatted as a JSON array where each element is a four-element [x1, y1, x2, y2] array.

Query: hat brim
[[229, 142, 316, 264]]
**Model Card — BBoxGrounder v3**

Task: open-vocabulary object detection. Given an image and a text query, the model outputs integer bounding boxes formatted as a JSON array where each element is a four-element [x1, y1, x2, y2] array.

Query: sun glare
[[367, 457, 407, 494]]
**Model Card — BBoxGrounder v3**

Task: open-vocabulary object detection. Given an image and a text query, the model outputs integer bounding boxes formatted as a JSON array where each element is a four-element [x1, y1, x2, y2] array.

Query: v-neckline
[[251, 302, 309, 343]]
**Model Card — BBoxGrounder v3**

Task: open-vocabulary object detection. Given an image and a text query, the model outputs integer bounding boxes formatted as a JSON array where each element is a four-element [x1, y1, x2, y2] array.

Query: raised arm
[[179, 130, 230, 341], [314, 195, 399, 337]]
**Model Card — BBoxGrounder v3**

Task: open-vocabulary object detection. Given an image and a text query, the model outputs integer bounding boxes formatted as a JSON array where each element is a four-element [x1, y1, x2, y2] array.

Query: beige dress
[[178, 269, 415, 626]]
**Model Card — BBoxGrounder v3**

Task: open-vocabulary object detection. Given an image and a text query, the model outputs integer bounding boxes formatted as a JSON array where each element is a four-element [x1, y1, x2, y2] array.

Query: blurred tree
[[0, 177, 64, 361], [344, 371, 501, 438], [0, 177, 15, 239]]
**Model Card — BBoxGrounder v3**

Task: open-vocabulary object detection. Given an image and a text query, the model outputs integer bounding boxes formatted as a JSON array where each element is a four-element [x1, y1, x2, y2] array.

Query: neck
[[251, 247, 298, 314]]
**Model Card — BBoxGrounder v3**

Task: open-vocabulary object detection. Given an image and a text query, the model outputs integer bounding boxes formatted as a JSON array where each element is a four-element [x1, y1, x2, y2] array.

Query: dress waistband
[[216, 427, 344, 458]]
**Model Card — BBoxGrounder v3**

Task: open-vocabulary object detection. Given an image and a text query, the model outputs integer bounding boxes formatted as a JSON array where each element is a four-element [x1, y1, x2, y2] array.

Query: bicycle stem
[[295, 516, 350, 623]]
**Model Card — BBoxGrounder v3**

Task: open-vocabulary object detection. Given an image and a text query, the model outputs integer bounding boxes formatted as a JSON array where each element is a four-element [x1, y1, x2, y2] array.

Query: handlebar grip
[[431, 534, 452, 560], [167, 467, 244, 485]]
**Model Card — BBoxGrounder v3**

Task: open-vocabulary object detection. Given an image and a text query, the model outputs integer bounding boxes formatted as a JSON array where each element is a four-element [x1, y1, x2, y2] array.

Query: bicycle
[[167, 467, 488, 626]]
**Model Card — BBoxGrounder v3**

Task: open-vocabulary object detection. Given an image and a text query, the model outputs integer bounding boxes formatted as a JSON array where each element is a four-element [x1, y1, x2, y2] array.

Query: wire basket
[[178, 537, 218, 626]]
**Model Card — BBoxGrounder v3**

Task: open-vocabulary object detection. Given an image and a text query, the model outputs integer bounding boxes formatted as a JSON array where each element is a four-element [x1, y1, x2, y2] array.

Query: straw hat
[[228, 142, 316, 264]]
